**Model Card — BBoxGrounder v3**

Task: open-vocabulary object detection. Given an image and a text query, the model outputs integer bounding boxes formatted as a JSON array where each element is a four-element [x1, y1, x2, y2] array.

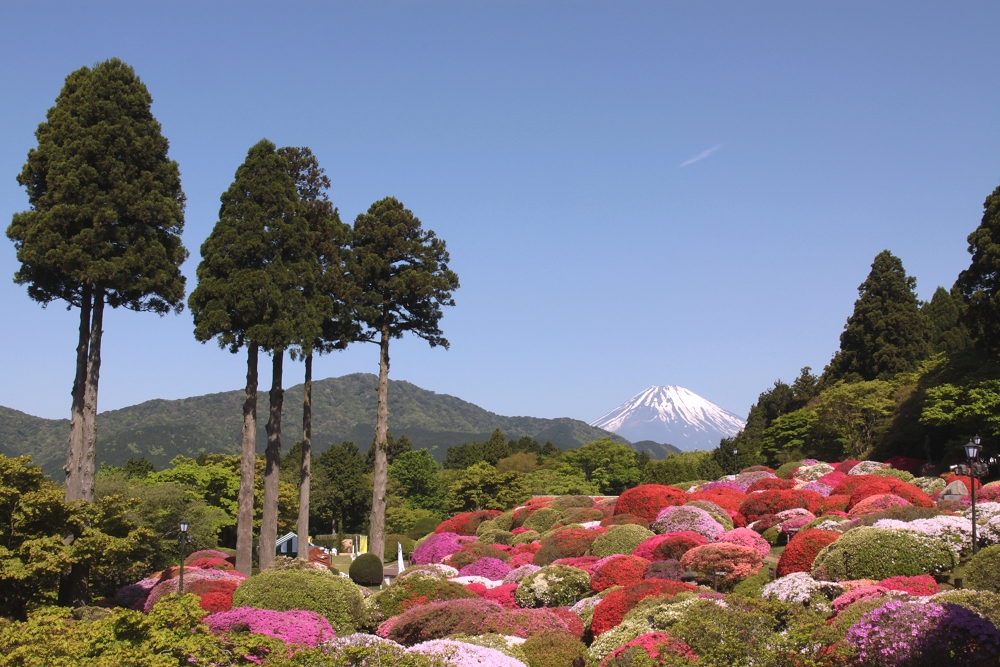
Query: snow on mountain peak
[[590, 385, 746, 452]]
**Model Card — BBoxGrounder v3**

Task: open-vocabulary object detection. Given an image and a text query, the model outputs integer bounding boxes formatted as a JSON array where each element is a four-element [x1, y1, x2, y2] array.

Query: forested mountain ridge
[[0, 372, 626, 477]]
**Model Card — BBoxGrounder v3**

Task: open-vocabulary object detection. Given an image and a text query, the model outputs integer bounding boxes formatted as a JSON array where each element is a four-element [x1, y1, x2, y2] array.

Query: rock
[[940, 480, 969, 500]]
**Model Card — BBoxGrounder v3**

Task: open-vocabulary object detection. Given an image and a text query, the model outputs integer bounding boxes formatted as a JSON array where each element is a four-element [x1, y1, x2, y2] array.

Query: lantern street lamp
[[733, 448, 739, 476], [178, 519, 192, 594], [965, 437, 982, 555]]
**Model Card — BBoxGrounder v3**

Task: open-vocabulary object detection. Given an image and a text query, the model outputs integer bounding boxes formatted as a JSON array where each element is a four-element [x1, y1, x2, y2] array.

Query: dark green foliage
[[312, 441, 371, 534], [924, 286, 973, 353], [549, 495, 595, 511], [560, 438, 640, 495], [349, 553, 384, 586], [521, 630, 588, 667], [365, 432, 414, 472], [231, 568, 365, 633], [8, 58, 187, 313], [389, 449, 443, 511], [957, 184, 1000, 355], [727, 368, 819, 468], [98, 457, 155, 479], [966, 545, 1000, 593], [406, 516, 441, 540], [826, 250, 931, 382], [643, 451, 723, 485], [384, 535, 416, 560], [481, 428, 512, 465]]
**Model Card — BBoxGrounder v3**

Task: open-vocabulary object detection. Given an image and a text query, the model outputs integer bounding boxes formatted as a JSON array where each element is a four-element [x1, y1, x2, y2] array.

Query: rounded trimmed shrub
[[775, 529, 840, 578], [738, 489, 823, 522], [632, 532, 708, 561], [478, 529, 516, 546], [967, 545, 1000, 593], [746, 477, 796, 493], [879, 575, 938, 595], [550, 495, 596, 511], [679, 543, 762, 588], [384, 535, 416, 561], [590, 580, 698, 636], [551, 556, 600, 574], [847, 493, 912, 518], [458, 557, 512, 581], [521, 630, 588, 667], [378, 598, 503, 645], [513, 530, 541, 545], [600, 514, 650, 528], [479, 608, 572, 639], [534, 528, 599, 566], [231, 568, 364, 633], [716, 527, 771, 558], [615, 485, 689, 522], [774, 461, 802, 479], [448, 543, 511, 569], [367, 573, 476, 623], [600, 632, 698, 667], [689, 488, 745, 513], [684, 500, 733, 531], [811, 526, 957, 581], [559, 507, 606, 524], [515, 565, 591, 608], [590, 524, 654, 558], [436, 510, 503, 536], [591, 555, 650, 592], [650, 506, 724, 540], [350, 553, 384, 586], [412, 532, 470, 565], [644, 559, 684, 582], [523, 508, 562, 533]]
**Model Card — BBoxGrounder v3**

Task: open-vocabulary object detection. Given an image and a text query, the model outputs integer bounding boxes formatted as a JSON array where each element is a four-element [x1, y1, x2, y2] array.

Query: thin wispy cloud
[[680, 143, 723, 167]]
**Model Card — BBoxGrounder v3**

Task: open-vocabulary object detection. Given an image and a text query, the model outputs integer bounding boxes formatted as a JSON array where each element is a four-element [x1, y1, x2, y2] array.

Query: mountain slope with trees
[[1, 373, 626, 477]]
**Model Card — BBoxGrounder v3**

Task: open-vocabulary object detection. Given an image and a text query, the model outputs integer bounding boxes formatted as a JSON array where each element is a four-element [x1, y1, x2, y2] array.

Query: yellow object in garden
[[360, 535, 368, 554]]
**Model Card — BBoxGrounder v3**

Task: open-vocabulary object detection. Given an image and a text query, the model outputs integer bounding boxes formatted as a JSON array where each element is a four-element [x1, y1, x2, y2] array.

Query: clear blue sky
[[1, 2, 998, 427]]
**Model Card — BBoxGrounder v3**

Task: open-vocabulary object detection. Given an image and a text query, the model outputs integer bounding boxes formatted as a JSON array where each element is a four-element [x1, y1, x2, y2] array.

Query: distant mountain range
[[591, 385, 746, 452], [0, 373, 631, 478]]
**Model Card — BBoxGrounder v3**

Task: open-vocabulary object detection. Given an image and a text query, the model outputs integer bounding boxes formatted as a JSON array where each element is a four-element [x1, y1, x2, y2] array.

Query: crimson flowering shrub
[[601, 514, 650, 528], [551, 555, 600, 574], [590, 555, 650, 592], [513, 541, 542, 555], [689, 488, 744, 513], [846, 601, 1000, 666], [701, 480, 744, 493], [884, 456, 925, 475], [591, 580, 698, 636], [464, 582, 488, 596], [832, 475, 933, 509], [533, 528, 599, 566], [187, 557, 235, 571], [412, 532, 468, 565], [615, 485, 690, 522], [848, 493, 912, 517], [739, 489, 824, 522], [879, 575, 938, 596], [746, 478, 796, 493], [436, 510, 503, 536], [832, 585, 891, 614], [511, 527, 530, 535], [679, 543, 762, 587], [205, 606, 335, 647], [716, 527, 771, 558], [479, 608, 571, 638], [644, 559, 684, 581], [633, 532, 708, 561], [549, 607, 586, 639], [184, 549, 230, 565], [377, 598, 503, 645], [599, 632, 698, 667], [775, 529, 840, 578], [736, 470, 777, 489], [817, 471, 847, 487], [458, 557, 512, 581], [509, 552, 537, 568], [833, 460, 861, 474], [144, 568, 245, 612], [822, 495, 851, 513], [186, 578, 239, 612], [482, 583, 520, 608]]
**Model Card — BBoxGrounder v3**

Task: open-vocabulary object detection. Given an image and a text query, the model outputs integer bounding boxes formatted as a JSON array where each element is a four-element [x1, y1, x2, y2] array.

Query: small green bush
[[493, 512, 515, 532], [232, 568, 364, 633], [512, 530, 541, 545], [523, 508, 561, 533], [476, 519, 500, 536], [730, 569, 771, 600], [589, 524, 654, 558], [366, 573, 475, 626], [350, 553, 384, 586], [774, 462, 803, 479], [811, 527, 957, 581], [549, 495, 596, 511], [522, 630, 588, 667], [931, 590, 1000, 628], [515, 565, 591, 607], [477, 529, 515, 546], [872, 468, 915, 483], [406, 517, 441, 540], [761, 526, 780, 546], [966, 545, 1000, 593], [559, 507, 605, 524]]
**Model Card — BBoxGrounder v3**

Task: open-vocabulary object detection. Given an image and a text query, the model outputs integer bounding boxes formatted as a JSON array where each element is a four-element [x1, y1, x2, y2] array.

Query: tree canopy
[[957, 184, 1000, 355]]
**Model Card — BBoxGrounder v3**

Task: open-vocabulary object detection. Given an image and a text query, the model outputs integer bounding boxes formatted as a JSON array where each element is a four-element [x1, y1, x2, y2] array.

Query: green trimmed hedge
[[515, 565, 591, 608], [967, 545, 1000, 593], [231, 568, 364, 633], [590, 524, 654, 558], [811, 527, 957, 581], [350, 553, 384, 586]]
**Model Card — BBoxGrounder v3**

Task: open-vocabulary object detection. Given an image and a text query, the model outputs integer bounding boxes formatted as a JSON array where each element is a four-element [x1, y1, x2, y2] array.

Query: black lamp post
[[965, 437, 982, 555], [733, 448, 739, 476], [178, 519, 191, 593]]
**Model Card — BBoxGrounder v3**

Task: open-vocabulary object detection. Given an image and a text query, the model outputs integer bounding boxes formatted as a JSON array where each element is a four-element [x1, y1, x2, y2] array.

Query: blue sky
[[1, 2, 998, 428]]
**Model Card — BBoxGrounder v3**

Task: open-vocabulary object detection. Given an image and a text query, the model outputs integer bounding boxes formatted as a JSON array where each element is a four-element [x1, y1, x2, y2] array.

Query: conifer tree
[[957, 184, 1000, 354], [277, 146, 357, 559], [351, 197, 459, 560], [7, 59, 187, 605], [189, 139, 309, 574], [923, 286, 972, 353], [825, 250, 930, 382]]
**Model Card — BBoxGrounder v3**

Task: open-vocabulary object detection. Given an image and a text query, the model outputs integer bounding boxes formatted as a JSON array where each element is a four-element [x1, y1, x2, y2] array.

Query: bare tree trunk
[[65, 284, 92, 502], [80, 288, 104, 503], [260, 348, 284, 570], [369, 323, 391, 562], [235, 344, 258, 576], [297, 351, 312, 560]]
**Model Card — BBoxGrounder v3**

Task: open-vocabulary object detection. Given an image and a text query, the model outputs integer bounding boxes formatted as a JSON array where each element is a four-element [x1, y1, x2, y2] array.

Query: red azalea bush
[[590, 555, 650, 592], [513, 542, 543, 555], [482, 583, 520, 608], [831, 585, 889, 614], [479, 608, 571, 638], [746, 478, 797, 493], [533, 528, 600, 566], [552, 555, 600, 574], [184, 549, 231, 565], [509, 552, 536, 568], [847, 493, 912, 518], [549, 607, 586, 639], [979, 486, 1000, 502], [834, 460, 861, 474], [716, 527, 771, 558], [644, 559, 684, 581], [840, 477, 933, 509], [601, 514, 650, 528], [775, 529, 840, 578], [600, 632, 699, 667], [748, 514, 781, 534], [379, 598, 503, 645], [186, 557, 235, 571], [817, 471, 848, 488], [689, 489, 745, 513], [632, 532, 708, 561], [436, 510, 503, 536], [884, 456, 925, 475], [822, 495, 851, 514], [465, 582, 488, 596], [511, 527, 530, 535], [615, 485, 690, 522], [739, 489, 823, 522], [679, 543, 762, 586], [878, 575, 937, 595], [591, 580, 697, 636], [187, 578, 239, 612]]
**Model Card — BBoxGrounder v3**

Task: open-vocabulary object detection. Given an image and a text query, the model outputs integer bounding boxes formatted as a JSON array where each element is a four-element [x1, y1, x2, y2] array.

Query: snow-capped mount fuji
[[590, 386, 746, 453]]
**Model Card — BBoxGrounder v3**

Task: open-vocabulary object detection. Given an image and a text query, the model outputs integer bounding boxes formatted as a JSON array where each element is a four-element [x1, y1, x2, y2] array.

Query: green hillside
[[1, 373, 627, 477]]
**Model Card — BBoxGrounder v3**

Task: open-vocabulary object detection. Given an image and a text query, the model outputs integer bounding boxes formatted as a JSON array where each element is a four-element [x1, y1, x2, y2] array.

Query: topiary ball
[[811, 527, 957, 582], [231, 568, 365, 633], [521, 630, 588, 667], [967, 545, 1000, 593], [589, 524, 654, 558], [515, 565, 592, 608], [350, 553, 384, 586]]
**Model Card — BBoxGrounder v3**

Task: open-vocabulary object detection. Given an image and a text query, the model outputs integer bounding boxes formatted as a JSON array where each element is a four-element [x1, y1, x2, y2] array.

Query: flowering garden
[[6, 458, 1000, 666]]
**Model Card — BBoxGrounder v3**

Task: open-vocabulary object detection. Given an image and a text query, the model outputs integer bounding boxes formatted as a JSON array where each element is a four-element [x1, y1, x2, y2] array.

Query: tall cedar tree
[[351, 197, 459, 560], [277, 146, 358, 558], [923, 286, 973, 354], [957, 184, 1000, 354], [825, 250, 930, 382], [7, 59, 186, 605], [189, 139, 312, 574]]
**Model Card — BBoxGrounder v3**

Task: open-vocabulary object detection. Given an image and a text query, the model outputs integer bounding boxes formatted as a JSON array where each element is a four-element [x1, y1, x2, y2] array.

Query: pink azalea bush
[[206, 606, 335, 647], [409, 639, 528, 667], [458, 557, 512, 581], [412, 533, 468, 565], [650, 506, 725, 540], [144, 568, 245, 612], [879, 575, 938, 596], [503, 564, 540, 584], [831, 585, 892, 614], [716, 527, 771, 558]]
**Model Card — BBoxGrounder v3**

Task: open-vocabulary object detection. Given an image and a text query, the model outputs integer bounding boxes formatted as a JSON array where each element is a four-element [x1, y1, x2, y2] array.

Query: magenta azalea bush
[[413, 533, 469, 565], [458, 557, 512, 581], [716, 527, 771, 558], [502, 564, 540, 584], [144, 568, 245, 612], [206, 606, 335, 647], [650, 505, 725, 540]]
